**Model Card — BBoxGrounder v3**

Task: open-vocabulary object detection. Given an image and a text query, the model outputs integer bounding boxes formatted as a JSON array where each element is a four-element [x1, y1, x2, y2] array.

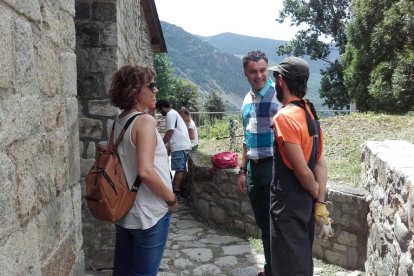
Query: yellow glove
[[314, 202, 330, 225]]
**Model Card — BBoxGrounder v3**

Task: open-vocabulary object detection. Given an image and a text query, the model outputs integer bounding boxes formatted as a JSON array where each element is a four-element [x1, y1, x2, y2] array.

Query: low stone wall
[[361, 140, 414, 276], [188, 156, 260, 238], [313, 185, 368, 270], [188, 155, 369, 271]]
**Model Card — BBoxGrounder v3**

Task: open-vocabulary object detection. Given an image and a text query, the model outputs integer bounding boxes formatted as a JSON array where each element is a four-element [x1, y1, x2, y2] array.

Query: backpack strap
[[109, 113, 143, 191], [289, 100, 321, 171], [111, 113, 142, 148]]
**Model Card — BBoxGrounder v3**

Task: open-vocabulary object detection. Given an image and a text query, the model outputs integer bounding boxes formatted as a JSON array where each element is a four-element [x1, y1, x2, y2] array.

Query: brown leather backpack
[[85, 113, 142, 223]]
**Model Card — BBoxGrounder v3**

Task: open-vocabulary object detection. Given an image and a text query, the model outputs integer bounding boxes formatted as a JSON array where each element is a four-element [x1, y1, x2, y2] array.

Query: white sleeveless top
[[113, 112, 172, 229]]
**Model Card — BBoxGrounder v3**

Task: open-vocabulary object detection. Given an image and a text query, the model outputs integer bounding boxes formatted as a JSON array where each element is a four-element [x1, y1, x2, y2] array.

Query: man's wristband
[[239, 166, 247, 174]]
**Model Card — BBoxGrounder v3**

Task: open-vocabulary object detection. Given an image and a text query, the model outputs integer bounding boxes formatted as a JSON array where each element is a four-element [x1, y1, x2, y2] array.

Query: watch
[[239, 166, 247, 174]]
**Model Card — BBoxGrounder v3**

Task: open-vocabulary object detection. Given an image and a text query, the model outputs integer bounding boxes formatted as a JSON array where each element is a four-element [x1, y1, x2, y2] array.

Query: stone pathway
[[158, 198, 364, 276], [86, 196, 364, 275]]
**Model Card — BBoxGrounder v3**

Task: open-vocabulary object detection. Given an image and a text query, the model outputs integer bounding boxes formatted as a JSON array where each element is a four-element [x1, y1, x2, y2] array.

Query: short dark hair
[[273, 71, 308, 99], [108, 65, 156, 110], [242, 50, 268, 69], [155, 99, 171, 109]]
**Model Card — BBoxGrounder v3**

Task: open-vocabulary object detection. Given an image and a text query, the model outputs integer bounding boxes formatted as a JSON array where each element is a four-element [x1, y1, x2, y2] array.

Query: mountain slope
[[160, 21, 328, 109]]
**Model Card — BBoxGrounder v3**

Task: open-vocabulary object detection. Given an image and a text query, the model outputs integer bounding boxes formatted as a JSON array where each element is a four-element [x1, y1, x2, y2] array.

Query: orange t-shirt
[[272, 103, 323, 170]]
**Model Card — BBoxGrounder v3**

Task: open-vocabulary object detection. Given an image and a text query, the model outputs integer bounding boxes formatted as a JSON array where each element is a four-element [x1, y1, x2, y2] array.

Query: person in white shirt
[[108, 65, 177, 276], [156, 100, 192, 198], [178, 106, 199, 150]]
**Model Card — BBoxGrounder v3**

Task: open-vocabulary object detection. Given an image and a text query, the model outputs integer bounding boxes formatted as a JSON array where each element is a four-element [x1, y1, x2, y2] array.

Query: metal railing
[[191, 110, 355, 128]]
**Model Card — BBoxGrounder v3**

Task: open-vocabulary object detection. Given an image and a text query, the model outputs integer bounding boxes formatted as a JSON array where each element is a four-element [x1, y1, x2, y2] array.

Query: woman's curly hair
[[108, 65, 156, 110]]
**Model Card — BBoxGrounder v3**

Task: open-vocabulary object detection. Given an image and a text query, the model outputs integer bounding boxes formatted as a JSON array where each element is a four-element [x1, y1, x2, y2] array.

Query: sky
[[154, 0, 304, 41]]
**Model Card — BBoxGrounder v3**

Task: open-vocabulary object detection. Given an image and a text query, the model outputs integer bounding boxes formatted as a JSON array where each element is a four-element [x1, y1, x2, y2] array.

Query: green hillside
[[160, 21, 333, 109]]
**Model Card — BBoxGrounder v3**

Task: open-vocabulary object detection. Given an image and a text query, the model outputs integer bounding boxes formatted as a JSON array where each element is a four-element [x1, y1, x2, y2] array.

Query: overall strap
[[289, 100, 320, 171]]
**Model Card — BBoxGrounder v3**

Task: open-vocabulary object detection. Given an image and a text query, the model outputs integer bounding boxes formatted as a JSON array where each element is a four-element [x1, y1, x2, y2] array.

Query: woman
[[178, 106, 199, 150], [108, 65, 177, 276]]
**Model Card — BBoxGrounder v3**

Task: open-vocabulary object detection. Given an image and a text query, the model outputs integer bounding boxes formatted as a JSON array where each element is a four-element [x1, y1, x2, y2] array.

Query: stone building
[[0, 0, 165, 274]]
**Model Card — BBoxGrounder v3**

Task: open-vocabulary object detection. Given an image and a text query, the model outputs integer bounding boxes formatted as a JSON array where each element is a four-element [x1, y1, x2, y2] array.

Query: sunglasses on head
[[146, 82, 157, 91]]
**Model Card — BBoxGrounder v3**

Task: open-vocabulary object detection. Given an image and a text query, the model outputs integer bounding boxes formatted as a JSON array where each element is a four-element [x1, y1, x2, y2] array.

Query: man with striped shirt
[[237, 50, 281, 276]]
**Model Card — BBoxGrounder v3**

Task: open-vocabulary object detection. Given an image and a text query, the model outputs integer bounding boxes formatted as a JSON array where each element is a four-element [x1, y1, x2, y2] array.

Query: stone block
[[347, 247, 359, 268], [0, 219, 41, 275], [60, 52, 77, 97], [3, 0, 42, 21], [15, 17, 35, 93], [69, 250, 85, 276], [86, 141, 96, 159], [75, 47, 91, 73], [71, 184, 84, 251], [325, 250, 347, 267], [75, 1, 91, 20], [59, 0, 75, 16], [84, 241, 115, 270], [333, 243, 348, 252], [36, 39, 60, 97], [58, 12, 77, 50], [101, 22, 117, 46], [89, 99, 119, 116], [0, 7, 13, 89], [196, 199, 210, 220], [0, 152, 20, 238], [79, 117, 103, 139], [234, 220, 245, 232], [216, 198, 239, 212], [80, 158, 95, 177], [245, 223, 259, 238], [37, 195, 75, 261], [78, 72, 106, 99], [210, 206, 226, 224], [41, 232, 77, 276], [394, 213, 410, 251], [92, 2, 116, 22], [240, 200, 253, 215], [337, 231, 358, 247], [7, 138, 41, 218], [312, 244, 323, 258], [79, 141, 85, 157], [76, 22, 101, 46]]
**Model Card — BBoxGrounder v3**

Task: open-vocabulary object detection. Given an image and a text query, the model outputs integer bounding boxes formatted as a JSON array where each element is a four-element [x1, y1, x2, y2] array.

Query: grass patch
[[195, 112, 414, 187], [248, 237, 264, 254]]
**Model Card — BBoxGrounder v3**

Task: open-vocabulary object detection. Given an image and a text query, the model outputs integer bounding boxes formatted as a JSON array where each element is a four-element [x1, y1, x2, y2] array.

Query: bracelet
[[239, 166, 247, 174], [166, 196, 177, 206]]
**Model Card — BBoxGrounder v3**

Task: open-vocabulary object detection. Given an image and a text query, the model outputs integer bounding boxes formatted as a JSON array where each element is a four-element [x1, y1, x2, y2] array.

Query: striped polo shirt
[[241, 78, 281, 160]]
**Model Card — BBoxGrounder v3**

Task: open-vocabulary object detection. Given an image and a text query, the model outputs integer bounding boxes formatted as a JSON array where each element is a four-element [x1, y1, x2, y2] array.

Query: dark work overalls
[[270, 100, 321, 276]]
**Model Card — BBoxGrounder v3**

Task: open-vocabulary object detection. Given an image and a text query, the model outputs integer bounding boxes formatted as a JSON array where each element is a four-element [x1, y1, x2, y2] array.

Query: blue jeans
[[171, 149, 190, 171], [113, 212, 171, 276]]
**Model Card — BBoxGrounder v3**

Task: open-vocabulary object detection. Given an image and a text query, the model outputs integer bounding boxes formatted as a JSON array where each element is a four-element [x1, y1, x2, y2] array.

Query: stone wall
[[188, 156, 260, 237], [313, 185, 368, 270], [75, 0, 157, 271], [361, 140, 414, 276], [188, 155, 369, 270], [0, 0, 83, 275]]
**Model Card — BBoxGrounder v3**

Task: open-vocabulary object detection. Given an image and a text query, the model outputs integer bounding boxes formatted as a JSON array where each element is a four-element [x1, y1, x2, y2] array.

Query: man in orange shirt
[[269, 57, 330, 275]]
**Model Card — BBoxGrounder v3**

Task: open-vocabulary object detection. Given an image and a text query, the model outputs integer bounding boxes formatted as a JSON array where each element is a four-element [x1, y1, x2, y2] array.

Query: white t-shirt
[[113, 112, 172, 229], [166, 109, 191, 152], [188, 119, 199, 149]]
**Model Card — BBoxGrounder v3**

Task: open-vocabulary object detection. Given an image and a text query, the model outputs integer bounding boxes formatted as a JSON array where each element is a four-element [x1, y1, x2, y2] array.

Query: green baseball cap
[[269, 56, 309, 80]]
